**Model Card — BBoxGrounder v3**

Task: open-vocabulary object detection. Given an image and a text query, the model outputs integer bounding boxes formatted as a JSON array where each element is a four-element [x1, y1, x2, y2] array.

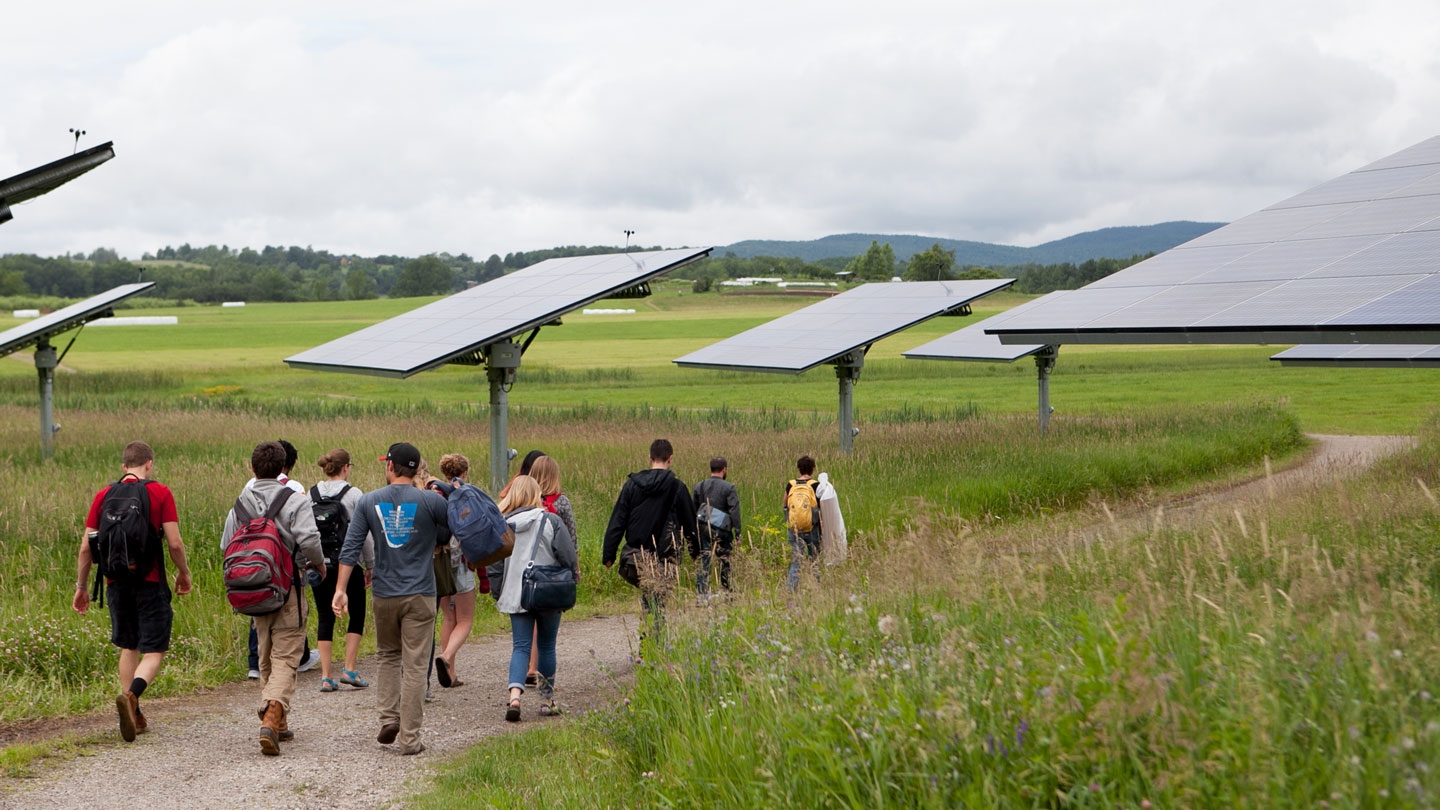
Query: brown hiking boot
[[134, 703, 148, 735], [277, 710, 293, 742], [259, 700, 285, 756], [116, 691, 138, 742]]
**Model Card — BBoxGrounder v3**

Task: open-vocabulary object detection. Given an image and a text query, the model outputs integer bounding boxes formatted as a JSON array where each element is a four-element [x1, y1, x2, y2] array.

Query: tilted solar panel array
[[286, 248, 710, 377], [673, 279, 1014, 373], [988, 136, 1440, 345], [1270, 344, 1440, 367], [904, 291, 1068, 362], [0, 282, 155, 358]]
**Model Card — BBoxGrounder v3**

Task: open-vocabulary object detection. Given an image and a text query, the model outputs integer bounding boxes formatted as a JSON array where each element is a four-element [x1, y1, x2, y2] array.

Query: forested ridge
[[0, 238, 1150, 305]]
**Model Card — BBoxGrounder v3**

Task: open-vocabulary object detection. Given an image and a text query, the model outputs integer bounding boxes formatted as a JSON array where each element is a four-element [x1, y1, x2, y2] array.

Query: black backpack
[[89, 477, 159, 603], [310, 484, 351, 564]]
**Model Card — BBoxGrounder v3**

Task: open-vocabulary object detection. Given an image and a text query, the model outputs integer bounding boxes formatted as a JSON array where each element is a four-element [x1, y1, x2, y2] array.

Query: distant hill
[[719, 221, 1224, 266]]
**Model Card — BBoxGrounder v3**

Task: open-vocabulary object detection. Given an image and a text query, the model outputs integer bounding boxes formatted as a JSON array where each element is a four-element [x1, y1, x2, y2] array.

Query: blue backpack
[[446, 480, 512, 566]]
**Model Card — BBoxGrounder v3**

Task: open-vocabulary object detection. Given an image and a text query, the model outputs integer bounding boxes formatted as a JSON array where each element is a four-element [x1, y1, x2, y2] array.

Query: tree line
[[0, 240, 1148, 304]]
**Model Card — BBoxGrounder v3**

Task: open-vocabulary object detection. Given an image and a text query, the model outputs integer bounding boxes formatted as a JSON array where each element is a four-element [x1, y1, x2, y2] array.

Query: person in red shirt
[[72, 441, 193, 742]]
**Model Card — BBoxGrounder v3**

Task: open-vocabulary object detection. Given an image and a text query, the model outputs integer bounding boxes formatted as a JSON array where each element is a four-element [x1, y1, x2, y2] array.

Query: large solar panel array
[[0, 142, 115, 223], [673, 279, 1013, 373], [1270, 344, 1440, 367], [904, 292, 1068, 362], [988, 136, 1440, 346], [287, 248, 711, 377], [0, 282, 155, 358]]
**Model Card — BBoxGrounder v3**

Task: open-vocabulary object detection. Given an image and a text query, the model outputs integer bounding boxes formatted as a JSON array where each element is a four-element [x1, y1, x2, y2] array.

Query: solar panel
[[672, 279, 1014, 373], [989, 135, 1440, 345], [286, 248, 711, 377], [904, 292, 1068, 362], [0, 142, 115, 224], [1271, 344, 1440, 367], [0, 282, 155, 358]]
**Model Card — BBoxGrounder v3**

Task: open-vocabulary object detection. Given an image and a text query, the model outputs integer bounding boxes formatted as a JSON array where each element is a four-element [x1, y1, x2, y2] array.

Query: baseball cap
[[379, 442, 421, 474]]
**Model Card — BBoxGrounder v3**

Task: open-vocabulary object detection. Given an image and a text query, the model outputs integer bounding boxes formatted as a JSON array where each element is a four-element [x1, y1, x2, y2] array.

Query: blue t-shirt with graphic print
[[341, 483, 450, 598]]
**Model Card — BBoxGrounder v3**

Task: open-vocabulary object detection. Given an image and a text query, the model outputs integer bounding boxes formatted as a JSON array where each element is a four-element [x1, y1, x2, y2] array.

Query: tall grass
[[0, 401, 1299, 723], [412, 420, 1440, 809]]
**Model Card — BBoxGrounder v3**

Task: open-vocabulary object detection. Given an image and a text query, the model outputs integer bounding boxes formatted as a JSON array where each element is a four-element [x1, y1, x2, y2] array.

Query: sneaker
[[297, 650, 321, 673], [377, 723, 399, 745], [247, 669, 260, 680], [116, 691, 138, 742]]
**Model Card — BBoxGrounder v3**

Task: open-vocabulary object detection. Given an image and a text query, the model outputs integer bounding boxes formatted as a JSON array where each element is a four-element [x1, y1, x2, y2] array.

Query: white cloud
[[1, 0, 1438, 258]]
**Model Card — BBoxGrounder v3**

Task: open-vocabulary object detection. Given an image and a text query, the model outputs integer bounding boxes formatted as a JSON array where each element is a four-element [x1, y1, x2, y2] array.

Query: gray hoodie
[[496, 506, 578, 614], [221, 478, 326, 615]]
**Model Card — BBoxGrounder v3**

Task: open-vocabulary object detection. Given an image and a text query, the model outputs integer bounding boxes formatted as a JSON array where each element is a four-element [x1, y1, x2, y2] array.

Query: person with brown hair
[[222, 440, 326, 756], [73, 440, 193, 743], [432, 452, 477, 688], [602, 439, 697, 632], [495, 475, 577, 721], [310, 448, 372, 693]]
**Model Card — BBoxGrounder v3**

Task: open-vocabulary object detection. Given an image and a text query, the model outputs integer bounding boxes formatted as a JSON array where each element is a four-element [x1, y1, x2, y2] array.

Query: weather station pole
[[35, 340, 58, 460], [1035, 345, 1058, 435], [835, 349, 865, 454], [486, 341, 522, 493]]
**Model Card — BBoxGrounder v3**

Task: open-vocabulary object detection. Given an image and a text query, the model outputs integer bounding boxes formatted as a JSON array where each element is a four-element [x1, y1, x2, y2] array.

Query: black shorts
[[108, 579, 173, 653]]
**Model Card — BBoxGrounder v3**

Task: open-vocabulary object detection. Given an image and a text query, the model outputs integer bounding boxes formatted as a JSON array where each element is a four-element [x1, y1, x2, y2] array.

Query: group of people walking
[[71, 436, 839, 756]]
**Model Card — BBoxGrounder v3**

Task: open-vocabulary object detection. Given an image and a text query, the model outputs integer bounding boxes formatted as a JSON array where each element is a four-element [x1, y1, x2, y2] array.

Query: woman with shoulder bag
[[495, 475, 578, 721], [311, 449, 372, 693]]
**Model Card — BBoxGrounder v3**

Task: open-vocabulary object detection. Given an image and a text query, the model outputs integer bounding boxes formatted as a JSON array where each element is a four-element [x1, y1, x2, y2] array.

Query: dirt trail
[[0, 435, 1416, 809], [0, 614, 638, 809]]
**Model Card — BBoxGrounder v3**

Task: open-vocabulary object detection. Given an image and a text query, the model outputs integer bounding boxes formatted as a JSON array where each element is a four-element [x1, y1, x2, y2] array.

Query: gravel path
[[0, 613, 638, 809], [0, 435, 1416, 809]]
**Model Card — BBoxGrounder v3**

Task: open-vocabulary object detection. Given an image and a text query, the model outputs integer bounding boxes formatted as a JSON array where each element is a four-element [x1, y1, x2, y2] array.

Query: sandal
[[435, 657, 454, 688], [505, 698, 521, 723], [525, 672, 538, 686], [538, 702, 560, 717], [319, 678, 338, 693], [340, 668, 370, 688]]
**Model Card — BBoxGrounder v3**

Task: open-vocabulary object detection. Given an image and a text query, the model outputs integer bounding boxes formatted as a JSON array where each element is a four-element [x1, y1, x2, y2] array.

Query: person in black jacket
[[602, 439, 697, 629], [692, 457, 740, 597]]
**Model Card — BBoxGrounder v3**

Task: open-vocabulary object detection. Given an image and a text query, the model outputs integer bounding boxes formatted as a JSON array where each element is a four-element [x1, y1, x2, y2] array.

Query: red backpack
[[222, 489, 299, 617]]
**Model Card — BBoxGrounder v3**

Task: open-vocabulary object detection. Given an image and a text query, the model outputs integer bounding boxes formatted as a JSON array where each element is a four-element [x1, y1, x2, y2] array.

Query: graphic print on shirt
[[376, 502, 418, 548]]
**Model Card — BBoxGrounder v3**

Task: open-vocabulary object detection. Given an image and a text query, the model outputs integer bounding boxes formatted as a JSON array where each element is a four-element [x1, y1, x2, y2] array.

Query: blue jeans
[[508, 611, 561, 697], [786, 527, 822, 591]]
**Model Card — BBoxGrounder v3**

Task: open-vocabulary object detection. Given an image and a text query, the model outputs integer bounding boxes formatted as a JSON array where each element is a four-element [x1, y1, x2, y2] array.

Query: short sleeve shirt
[[86, 476, 178, 583]]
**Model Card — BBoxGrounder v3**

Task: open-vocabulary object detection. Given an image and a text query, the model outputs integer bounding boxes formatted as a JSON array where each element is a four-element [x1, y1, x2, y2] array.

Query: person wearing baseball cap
[[332, 441, 449, 755]]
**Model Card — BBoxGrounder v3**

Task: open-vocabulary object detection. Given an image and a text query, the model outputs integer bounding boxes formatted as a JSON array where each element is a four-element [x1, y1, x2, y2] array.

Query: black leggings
[[312, 563, 367, 642]]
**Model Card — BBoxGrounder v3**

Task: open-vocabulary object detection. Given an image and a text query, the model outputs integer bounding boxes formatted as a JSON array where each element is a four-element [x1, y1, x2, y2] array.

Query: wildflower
[[877, 615, 898, 636], [1141, 801, 1152, 809], [1088, 783, 1100, 793], [1392, 649, 1404, 659], [1402, 737, 1415, 750], [1365, 630, 1380, 642], [1427, 721, 1440, 735]]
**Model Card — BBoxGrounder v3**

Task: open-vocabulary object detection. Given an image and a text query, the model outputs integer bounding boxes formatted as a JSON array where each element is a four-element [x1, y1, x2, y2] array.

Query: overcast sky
[[2, 1, 1437, 260]]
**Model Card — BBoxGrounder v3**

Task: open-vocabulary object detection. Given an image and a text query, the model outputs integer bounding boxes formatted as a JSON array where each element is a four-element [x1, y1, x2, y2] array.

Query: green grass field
[[0, 286, 1434, 434], [1, 286, 1436, 807]]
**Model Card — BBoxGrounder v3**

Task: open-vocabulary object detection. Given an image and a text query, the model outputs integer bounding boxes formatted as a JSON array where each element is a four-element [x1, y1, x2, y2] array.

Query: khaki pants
[[255, 588, 308, 714], [372, 593, 435, 751]]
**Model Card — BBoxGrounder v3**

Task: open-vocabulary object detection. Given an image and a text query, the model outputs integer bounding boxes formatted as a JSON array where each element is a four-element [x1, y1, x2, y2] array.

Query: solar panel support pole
[[1035, 345, 1058, 435], [835, 350, 865, 454], [36, 341, 58, 460], [486, 341, 522, 493]]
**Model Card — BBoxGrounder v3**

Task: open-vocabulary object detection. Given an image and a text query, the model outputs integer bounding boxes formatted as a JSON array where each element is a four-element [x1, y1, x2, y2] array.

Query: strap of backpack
[[309, 484, 321, 503], [264, 486, 296, 519]]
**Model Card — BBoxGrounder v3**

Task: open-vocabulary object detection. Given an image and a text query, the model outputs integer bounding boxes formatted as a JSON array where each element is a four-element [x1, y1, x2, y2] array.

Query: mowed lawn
[[0, 285, 1433, 434]]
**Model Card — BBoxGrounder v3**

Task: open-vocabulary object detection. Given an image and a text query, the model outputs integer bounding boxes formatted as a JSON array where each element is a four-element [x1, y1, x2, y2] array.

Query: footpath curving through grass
[[410, 422, 1440, 810]]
